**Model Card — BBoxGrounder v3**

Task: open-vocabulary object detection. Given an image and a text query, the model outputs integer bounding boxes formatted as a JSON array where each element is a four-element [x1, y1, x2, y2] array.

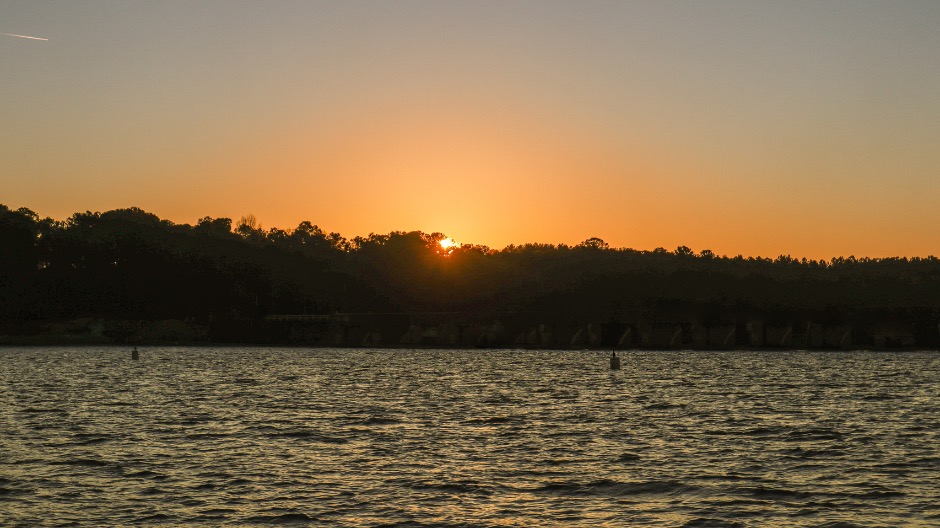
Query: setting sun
[[439, 238, 457, 250]]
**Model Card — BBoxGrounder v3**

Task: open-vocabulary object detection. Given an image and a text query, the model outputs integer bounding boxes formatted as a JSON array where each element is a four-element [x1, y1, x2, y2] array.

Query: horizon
[[3, 2, 939, 260], [6, 201, 938, 262]]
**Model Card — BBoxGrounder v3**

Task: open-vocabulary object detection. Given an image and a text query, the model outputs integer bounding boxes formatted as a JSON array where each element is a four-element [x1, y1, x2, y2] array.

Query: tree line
[[2, 204, 939, 346]]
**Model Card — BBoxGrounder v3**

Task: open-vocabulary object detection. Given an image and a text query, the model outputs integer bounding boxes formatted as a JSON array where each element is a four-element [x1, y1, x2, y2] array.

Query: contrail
[[2, 32, 48, 41]]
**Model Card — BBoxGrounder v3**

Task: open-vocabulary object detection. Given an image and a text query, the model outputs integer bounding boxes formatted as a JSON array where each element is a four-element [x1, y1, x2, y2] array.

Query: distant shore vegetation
[[2, 204, 939, 349]]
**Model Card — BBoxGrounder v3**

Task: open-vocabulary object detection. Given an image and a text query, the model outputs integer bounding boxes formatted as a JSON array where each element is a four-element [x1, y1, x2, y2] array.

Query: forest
[[2, 203, 939, 349]]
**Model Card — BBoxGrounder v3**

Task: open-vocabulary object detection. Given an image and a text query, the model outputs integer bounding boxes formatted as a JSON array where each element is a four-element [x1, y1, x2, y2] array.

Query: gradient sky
[[2, 1, 939, 259]]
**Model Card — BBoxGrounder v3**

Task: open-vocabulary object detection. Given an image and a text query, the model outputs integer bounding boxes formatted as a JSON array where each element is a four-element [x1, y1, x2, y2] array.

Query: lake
[[1, 347, 938, 526]]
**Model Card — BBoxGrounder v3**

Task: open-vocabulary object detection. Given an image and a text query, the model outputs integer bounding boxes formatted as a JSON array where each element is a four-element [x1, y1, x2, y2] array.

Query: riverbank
[[2, 316, 937, 351]]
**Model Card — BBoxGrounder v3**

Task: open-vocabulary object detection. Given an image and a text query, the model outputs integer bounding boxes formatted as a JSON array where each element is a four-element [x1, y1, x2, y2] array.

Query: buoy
[[131, 347, 139, 360], [609, 351, 620, 370]]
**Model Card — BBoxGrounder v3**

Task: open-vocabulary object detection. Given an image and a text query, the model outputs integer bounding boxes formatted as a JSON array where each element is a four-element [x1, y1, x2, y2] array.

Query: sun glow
[[439, 238, 457, 250]]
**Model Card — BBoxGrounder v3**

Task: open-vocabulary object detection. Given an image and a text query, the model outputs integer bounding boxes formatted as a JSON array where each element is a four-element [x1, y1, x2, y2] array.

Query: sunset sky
[[3, 1, 938, 259]]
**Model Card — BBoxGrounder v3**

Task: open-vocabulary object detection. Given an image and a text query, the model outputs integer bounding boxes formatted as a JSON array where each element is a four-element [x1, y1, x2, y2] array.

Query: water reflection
[[0, 347, 938, 526]]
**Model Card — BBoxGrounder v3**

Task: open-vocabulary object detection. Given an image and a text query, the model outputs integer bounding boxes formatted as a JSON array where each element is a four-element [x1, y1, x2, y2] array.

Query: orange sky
[[2, 2, 939, 259]]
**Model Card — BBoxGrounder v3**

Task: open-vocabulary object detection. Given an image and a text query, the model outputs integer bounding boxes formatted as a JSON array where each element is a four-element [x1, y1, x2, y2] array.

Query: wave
[[50, 458, 112, 467], [682, 518, 746, 528], [69, 434, 113, 446], [405, 480, 494, 496], [124, 470, 167, 480], [243, 512, 319, 524], [184, 432, 230, 440], [140, 486, 168, 496], [739, 426, 786, 437], [266, 429, 350, 443], [135, 513, 174, 523], [733, 485, 815, 500], [782, 428, 845, 441], [643, 402, 687, 411], [359, 416, 402, 425], [198, 508, 238, 515], [844, 488, 905, 499], [781, 447, 848, 459], [0, 484, 29, 497], [616, 452, 642, 462], [534, 478, 697, 497], [461, 416, 523, 425]]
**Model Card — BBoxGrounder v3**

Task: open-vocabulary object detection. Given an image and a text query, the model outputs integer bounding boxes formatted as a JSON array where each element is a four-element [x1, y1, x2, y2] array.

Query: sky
[[2, 1, 939, 259]]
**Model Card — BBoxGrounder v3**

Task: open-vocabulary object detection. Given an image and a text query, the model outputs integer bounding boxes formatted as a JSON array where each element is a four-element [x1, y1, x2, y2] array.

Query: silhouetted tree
[[3, 202, 940, 346]]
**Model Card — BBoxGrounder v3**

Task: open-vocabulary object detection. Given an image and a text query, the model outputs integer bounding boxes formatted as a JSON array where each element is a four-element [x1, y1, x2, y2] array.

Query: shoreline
[[1, 337, 936, 353]]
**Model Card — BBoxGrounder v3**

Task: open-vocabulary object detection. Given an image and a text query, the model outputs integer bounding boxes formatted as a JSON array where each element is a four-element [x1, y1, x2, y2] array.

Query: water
[[1, 347, 938, 527]]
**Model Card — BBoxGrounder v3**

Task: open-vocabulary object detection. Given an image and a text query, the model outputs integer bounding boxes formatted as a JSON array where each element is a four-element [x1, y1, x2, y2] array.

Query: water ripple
[[1, 347, 938, 526]]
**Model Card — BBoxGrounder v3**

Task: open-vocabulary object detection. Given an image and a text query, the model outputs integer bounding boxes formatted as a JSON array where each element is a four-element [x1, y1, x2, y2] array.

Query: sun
[[439, 237, 457, 250]]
